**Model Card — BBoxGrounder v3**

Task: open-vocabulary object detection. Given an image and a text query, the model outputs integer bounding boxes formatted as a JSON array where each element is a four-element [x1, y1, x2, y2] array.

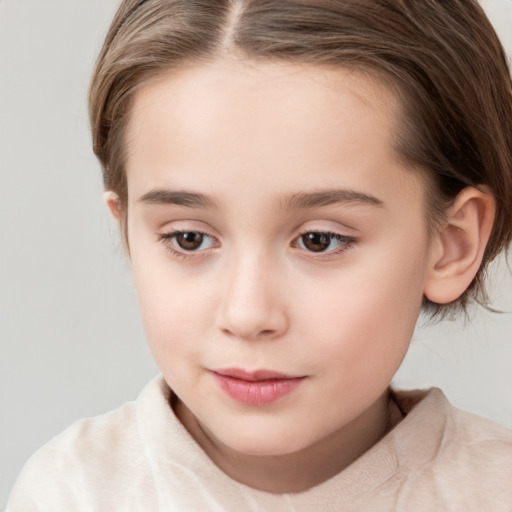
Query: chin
[[216, 425, 312, 457]]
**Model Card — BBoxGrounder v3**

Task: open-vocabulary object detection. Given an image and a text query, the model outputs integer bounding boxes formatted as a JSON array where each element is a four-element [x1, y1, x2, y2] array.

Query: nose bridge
[[217, 243, 288, 340]]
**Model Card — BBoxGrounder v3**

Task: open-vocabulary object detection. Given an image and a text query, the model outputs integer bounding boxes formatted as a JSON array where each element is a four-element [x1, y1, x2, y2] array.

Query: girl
[[7, 0, 512, 510]]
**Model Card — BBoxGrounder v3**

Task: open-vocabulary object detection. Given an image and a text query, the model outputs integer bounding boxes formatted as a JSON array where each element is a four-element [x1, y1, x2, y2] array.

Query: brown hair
[[89, 0, 512, 316]]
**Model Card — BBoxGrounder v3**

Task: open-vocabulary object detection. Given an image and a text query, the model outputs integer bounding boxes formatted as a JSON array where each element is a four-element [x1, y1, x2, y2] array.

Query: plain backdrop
[[1, 0, 511, 506]]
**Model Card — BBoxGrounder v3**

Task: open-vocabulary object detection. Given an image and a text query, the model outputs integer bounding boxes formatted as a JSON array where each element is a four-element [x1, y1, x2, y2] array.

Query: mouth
[[211, 368, 306, 406]]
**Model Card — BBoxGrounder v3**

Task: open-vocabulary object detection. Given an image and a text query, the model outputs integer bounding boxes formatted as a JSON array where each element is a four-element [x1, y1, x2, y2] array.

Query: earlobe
[[424, 186, 495, 305], [104, 191, 122, 221]]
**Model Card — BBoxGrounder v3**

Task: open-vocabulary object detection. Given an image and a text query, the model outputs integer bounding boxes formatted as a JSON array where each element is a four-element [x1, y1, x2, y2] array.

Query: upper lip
[[212, 368, 302, 381]]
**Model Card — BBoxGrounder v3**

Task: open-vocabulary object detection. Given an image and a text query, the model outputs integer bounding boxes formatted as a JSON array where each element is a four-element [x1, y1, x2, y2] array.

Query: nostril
[[220, 327, 276, 340]]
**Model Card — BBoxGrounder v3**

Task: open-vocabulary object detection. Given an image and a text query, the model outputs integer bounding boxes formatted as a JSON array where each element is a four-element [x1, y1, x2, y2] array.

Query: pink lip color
[[212, 368, 305, 406]]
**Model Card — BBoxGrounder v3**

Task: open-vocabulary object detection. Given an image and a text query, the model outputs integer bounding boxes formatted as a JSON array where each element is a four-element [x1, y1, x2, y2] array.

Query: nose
[[216, 251, 289, 341]]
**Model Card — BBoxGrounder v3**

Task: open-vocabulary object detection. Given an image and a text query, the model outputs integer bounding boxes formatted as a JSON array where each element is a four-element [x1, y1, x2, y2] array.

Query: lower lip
[[212, 373, 305, 406]]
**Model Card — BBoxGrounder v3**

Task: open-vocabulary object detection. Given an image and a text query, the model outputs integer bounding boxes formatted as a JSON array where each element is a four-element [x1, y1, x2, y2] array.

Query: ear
[[104, 191, 122, 221], [424, 186, 495, 305], [104, 191, 131, 253]]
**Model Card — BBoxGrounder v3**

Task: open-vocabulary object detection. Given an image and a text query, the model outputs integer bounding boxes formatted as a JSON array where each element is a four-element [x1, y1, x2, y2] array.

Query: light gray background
[[1, 0, 511, 506]]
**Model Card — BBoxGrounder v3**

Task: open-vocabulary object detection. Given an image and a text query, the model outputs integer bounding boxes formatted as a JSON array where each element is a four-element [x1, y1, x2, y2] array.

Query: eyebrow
[[138, 189, 219, 209], [138, 187, 383, 211], [281, 189, 384, 210]]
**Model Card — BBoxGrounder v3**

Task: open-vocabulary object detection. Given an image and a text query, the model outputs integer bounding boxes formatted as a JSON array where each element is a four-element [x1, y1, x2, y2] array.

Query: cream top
[[7, 376, 512, 511]]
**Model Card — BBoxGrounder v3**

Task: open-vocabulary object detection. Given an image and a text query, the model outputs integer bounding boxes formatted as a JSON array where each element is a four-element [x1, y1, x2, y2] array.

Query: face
[[122, 60, 434, 457]]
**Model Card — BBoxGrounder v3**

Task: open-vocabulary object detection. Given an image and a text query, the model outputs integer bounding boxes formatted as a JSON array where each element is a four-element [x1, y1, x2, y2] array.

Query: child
[[7, 0, 512, 510]]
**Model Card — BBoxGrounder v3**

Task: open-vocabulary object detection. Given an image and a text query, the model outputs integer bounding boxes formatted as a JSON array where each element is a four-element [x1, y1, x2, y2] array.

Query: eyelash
[[157, 230, 217, 261], [294, 230, 357, 259], [157, 229, 357, 261]]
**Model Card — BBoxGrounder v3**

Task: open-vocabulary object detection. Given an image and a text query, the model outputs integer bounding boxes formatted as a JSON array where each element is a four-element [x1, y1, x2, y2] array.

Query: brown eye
[[297, 231, 354, 254], [300, 232, 332, 252], [175, 232, 205, 251], [159, 230, 217, 257]]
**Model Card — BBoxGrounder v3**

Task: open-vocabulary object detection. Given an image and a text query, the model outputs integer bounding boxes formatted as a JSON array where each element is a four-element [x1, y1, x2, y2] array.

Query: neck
[[173, 390, 402, 493]]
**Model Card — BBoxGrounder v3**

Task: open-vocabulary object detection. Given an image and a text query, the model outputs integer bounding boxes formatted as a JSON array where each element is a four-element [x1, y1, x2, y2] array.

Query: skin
[[109, 60, 493, 493]]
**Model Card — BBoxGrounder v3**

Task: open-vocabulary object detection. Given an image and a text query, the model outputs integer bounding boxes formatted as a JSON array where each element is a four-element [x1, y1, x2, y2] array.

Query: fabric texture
[[7, 376, 512, 511]]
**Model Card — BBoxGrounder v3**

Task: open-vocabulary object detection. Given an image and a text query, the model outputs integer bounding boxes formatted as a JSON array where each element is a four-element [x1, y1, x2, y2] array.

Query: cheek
[[130, 253, 215, 365], [300, 243, 427, 376]]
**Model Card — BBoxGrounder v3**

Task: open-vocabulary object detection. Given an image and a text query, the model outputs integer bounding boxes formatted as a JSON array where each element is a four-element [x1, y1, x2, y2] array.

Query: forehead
[[125, 59, 424, 208]]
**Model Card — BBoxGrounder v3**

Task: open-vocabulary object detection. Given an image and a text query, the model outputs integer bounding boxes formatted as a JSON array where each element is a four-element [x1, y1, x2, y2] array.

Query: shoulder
[[442, 404, 512, 492], [392, 388, 512, 511], [7, 377, 164, 511]]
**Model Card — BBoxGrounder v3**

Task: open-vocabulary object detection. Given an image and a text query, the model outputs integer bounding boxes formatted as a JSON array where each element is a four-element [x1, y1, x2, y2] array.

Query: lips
[[211, 368, 306, 406]]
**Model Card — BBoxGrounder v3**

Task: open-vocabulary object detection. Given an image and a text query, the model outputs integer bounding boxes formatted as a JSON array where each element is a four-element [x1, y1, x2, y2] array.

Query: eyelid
[[156, 223, 357, 262], [157, 229, 220, 261], [292, 228, 358, 259], [293, 217, 359, 234]]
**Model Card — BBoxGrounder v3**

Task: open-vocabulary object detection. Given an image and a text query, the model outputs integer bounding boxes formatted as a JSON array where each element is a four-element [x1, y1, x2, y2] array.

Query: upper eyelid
[[297, 228, 349, 235], [159, 226, 218, 240], [159, 230, 218, 243], [158, 228, 353, 242], [294, 227, 356, 242], [294, 231, 355, 245], [293, 217, 359, 234]]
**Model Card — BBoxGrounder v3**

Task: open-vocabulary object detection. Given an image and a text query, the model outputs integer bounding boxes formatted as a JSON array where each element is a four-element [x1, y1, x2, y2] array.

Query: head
[[90, 0, 512, 317], [88, 0, 512, 471]]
